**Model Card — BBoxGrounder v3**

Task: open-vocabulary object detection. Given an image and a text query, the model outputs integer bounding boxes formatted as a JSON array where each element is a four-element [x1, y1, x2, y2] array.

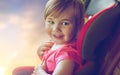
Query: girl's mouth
[[53, 34, 64, 39]]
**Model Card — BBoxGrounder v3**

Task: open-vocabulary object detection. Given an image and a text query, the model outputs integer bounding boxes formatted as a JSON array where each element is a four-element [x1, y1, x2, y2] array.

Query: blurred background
[[0, 0, 49, 75]]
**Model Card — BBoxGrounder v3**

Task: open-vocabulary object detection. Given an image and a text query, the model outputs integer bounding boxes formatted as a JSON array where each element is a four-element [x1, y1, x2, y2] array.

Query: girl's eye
[[62, 22, 69, 26], [47, 21, 54, 25]]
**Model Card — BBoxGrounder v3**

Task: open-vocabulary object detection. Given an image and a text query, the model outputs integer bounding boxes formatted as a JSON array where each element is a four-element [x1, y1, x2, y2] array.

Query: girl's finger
[[43, 42, 54, 47]]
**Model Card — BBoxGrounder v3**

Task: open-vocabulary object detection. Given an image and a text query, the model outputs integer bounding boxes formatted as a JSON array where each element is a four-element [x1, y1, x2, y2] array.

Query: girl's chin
[[53, 40, 65, 45]]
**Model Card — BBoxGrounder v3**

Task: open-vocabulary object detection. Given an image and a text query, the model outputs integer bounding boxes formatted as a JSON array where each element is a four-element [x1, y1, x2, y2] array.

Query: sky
[[0, 0, 50, 75]]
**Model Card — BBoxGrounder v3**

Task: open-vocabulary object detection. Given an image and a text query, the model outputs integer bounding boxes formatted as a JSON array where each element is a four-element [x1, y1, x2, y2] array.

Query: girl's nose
[[53, 24, 61, 32]]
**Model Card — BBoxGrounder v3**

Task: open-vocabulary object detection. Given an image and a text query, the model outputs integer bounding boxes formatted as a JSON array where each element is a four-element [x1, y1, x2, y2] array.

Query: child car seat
[[76, 1, 120, 75]]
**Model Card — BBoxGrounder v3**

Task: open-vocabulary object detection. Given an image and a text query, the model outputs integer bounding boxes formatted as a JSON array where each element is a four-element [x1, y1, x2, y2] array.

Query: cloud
[[2, 1, 49, 61], [0, 1, 50, 75], [0, 22, 7, 30], [0, 13, 9, 30], [0, 0, 49, 48]]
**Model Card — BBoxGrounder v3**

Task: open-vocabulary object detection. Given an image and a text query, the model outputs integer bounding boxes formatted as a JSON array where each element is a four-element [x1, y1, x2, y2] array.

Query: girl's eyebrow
[[61, 19, 72, 22], [46, 17, 53, 20]]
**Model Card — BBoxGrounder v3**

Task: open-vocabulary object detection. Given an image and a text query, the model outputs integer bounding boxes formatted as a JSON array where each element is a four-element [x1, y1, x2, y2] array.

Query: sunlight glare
[[0, 67, 5, 75]]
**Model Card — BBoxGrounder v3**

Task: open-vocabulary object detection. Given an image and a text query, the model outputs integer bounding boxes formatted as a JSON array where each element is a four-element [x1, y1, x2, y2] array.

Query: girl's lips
[[53, 34, 64, 39]]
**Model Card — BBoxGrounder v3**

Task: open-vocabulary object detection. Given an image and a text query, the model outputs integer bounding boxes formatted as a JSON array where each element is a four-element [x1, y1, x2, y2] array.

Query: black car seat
[[76, 0, 120, 75]]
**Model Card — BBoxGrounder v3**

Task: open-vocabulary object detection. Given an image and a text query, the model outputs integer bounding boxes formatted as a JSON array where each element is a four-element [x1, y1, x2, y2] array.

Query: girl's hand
[[37, 42, 54, 59], [31, 65, 50, 75]]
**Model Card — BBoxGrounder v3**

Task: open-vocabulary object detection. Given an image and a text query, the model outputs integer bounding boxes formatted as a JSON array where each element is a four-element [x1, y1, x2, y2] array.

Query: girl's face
[[45, 7, 77, 45]]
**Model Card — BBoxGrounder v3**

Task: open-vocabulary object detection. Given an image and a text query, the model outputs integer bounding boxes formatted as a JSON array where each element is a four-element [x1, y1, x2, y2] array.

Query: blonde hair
[[44, 0, 84, 19]]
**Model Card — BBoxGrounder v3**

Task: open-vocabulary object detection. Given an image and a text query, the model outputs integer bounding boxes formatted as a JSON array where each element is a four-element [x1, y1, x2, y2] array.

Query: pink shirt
[[42, 42, 82, 74]]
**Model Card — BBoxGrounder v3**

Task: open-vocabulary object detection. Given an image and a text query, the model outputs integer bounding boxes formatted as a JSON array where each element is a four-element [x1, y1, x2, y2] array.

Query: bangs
[[44, 0, 72, 19]]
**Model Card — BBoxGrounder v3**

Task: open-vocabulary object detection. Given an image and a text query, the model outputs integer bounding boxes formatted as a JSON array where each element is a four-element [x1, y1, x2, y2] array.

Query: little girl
[[32, 0, 85, 75]]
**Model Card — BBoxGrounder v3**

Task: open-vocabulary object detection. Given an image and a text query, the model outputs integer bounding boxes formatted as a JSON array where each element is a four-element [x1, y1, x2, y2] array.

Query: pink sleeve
[[55, 47, 81, 65]]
